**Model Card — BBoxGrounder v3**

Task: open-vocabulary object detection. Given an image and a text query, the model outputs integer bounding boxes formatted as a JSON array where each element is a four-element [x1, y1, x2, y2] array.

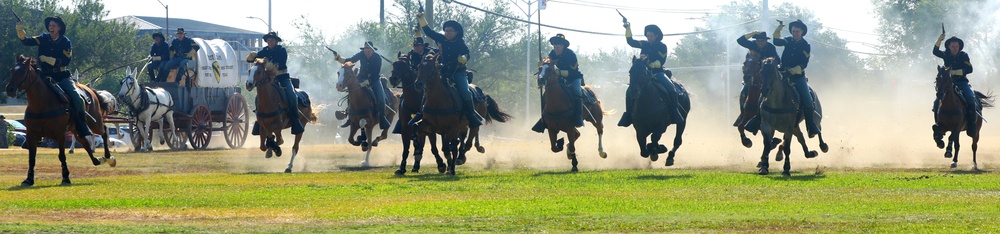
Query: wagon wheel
[[187, 104, 212, 150], [129, 120, 143, 152], [162, 118, 188, 150], [224, 93, 249, 149]]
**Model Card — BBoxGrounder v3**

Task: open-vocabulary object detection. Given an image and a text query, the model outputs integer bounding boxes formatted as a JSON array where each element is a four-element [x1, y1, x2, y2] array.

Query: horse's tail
[[96, 92, 112, 114], [306, 104, 326, 123], [583, 86, 610, 116], [484, 95, 512, 123], [975, 91, 995, 108]]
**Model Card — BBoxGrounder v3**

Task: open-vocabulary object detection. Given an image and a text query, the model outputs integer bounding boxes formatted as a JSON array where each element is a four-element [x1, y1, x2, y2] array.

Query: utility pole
[[268, 0, 272, 32], [426, 0, 435, 29], [761, 0, 769, 32], [512, 0, 538, 124], [157, 0, 168, 37], [380, 0, 385, 25]]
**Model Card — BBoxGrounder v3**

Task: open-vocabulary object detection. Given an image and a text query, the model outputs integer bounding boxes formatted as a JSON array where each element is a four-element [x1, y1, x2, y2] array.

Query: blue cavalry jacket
[[22, 33, 72, 79]]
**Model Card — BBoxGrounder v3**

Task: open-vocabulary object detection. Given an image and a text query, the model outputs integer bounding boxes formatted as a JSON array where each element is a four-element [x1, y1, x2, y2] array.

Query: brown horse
[[537, 59, 607, 172], [734, 52, 764, 148], [933, 66, 993, 170], [6, 55, 115, 186], [413, 55, 471, 175], [247, 59, 319, 173], [460, 82, 512, 155], [756, 58, 828, 176], [389, 55, 444, 175], [336, 62, 398, 167]]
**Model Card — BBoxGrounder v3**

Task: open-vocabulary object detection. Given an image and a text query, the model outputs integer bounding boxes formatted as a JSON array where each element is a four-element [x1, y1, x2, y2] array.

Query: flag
[[539, 0, 547, 10]]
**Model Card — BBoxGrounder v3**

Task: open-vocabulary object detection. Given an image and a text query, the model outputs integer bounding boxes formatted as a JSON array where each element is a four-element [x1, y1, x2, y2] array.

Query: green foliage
[[0, 0, 145, 94]]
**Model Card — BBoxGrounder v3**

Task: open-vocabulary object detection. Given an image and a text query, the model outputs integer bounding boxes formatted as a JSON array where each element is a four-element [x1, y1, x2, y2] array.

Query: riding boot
[[392, 119, 403, 134], [803, 109, 820, 138], [618, 87, 635, 127], [574, 98, 585, 127], [72, 111, 93, 137], [376, 107, 391, 130], [464, 101, 483, 128], [531, 118, 546, 133], [252, 121, 260, 135], [288, 110, 304, 135], [744, 115, 761, 135], [966, 112, 979, 136], [665, 93, 686, 124]]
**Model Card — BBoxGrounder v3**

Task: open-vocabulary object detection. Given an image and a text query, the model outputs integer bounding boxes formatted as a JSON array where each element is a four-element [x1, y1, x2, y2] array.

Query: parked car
[[6, 119, 26, 133]]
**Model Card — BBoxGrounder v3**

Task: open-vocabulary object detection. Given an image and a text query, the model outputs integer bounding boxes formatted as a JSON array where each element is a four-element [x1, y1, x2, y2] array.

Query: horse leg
[[138, 119, 151, 151], [549, 129, 563, 153], [817, 133, 829, 153], [795, 129, 818, 159], [666, 122, 686, 166], [55, 138, 72, 186], [758, 130, 775, 175], [396, 134, 411, 176], [456, 131, 468, 165], [951, 131, 961, 169], [285, 133, 302, 173], [474, 128, 485, 153], [738, 125, 753, 148], [944, 130, 954, 158], [595, 116, 607, 159], [568, 128, 580, 172], [100, 125, 115, 167], [75, 133, 103, 166], [361, 124, 374, 167], [21, 135, 40, 187], [430, 134, 446, 174], [648, 128, 665, 162], [636, 130, 649, 159], [164, 112, 179, 147], [347, 125, 360, 147], [972, 133, 980, 171]]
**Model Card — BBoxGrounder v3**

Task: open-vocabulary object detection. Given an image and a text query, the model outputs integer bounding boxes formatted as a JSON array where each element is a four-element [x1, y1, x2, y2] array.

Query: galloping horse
[[247, 59, 319, 173], [626, 57, 690, 166], [117, 67, 179, 152], [389, 55, 444, 175], [933, 66, 993, 170], [538, 59, 607, 172], [413, 55, 471, 175], [734, 52, 764, 148], [7, 55, 115, 186], [756, 58, 828, 176], [336, 62, 398, 167]]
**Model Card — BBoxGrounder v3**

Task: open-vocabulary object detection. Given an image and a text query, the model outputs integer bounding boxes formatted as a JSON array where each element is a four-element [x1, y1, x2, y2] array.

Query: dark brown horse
[[413, 55, 470, 175], [537, 59, 607, 172], [7, 55, 115, 186], [247, 59, 319, 173], [933, 66, 993, 170], [389, 55, 444, 175], [337, 62, 399, 167], [626, 57, 689, 166], [756, 58, 828, 176], [734, 52, 764, 148]]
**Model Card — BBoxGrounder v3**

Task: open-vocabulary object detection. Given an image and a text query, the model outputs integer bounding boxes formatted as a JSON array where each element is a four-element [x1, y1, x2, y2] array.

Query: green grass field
[[1, 145, 998, 233]]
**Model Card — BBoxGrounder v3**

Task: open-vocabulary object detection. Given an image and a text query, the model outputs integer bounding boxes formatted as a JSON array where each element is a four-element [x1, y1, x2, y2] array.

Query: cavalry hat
[[151, 32, 165, 40], [753, 32, 770, 40], [412, 37, 428, 47], [644, 24, 663, 39], [442, 20, 464, 39], [361, 41, 378, 51], [549, 34, 569, 47], [263, 32, 282, 42], [175, 28, 187, 34], [944, 36, 964, 51], [788, 20, 808, 36], [43, 16, 66, 35]]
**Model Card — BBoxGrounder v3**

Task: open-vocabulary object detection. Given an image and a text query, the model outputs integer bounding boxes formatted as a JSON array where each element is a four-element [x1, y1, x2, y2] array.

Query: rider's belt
[[949, 70, 965, 76], [276, 69, 288, 76], [788, 69, 804, 75]]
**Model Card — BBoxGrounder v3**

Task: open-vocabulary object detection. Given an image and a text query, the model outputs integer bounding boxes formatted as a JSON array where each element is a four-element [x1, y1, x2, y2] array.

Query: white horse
[[117, 67, 178, 152]]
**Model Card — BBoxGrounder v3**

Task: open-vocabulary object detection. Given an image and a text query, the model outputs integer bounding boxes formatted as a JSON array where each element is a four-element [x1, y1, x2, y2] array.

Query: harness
[[125, 86, 171, 118]]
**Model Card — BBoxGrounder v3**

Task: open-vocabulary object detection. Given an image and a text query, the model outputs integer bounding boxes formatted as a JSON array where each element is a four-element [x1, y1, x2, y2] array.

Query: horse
[[6, 55, 115, 186], [626, 57, 690, 166], [460, 81, 512, 155], [336, 62, 399, 167], [117, 67, 179, 152], [755, 58, 828, 176], [933, 66, 994, 170], [247, 58, 320, 173], [389, 55, 444, 175], [413, 55, 473, 175], [734, 52, 764, 148], [537, 59, 607, 172], [95, 90, 118, 117]]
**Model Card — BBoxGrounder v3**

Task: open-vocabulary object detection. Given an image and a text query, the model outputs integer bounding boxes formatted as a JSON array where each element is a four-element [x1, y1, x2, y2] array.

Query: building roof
[[108, 15, 264, 35]]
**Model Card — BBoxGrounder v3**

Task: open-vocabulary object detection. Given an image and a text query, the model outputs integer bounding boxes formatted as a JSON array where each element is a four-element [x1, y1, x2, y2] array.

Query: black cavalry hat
[[549, 34, 569, 47], [753, 31, 770, 40], [944, 36, 964, 51], [43, 16, 66, 35], [151, 32, 165, 40], [361, 41, 378, 51], [788, 20, 808, 36], [263, 32, 282, 42]]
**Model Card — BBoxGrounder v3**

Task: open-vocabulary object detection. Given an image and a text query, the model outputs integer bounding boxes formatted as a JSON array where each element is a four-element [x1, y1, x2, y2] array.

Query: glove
[[744, 30, 763, 39], [246, 52, 257, 63], [16, 22, 26, 41], [39, 56, 56, 66], [648, 60, 662, 69], [359, 79, 370, 87], [187, 50, 196, 59], [773, 20, 785, 39], [935, 33, 946, 47], [335, 54, 346, 63], [624, 22, 632, 38], [559, 70, 569, 77], [788, 66, 803, 75], [949, 69, 964, 76], [458, 55, 467, 65], [152, 56, 161, 61], [417, 13, 428, 28]]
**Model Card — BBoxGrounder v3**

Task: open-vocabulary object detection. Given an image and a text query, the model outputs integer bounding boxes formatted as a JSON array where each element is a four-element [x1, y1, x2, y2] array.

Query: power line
[[444, 0, 759, 37], [548, 0, 720, 14]]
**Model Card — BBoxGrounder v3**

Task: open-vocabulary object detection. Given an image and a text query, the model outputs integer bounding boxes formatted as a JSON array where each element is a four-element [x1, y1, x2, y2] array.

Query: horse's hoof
[[665, 157, 675, 167], [944, 151, 952, 158], [284, 168, 292, 173], [570, 167, 579, 172], [372, 140, 379, 147], [107, 156, 117, 167], [446, 170, 456, 176], [394, 169, 406, 176], [456, 156, 467, 165], [411, 168, 420, 173], [806, 151, 818, 158], [360, 161, 370, 168], [758, 168, 769, 175], [274, 147, 283, 157], [656, 145, 668, 154], [776, 151, 785, 161], [640, 149, 649, 158], [437, 165, 447, 174], [935, 139, 945, 149], [599, 151, 608, 159], [21, 179, 34, 187], [265, 150, 273, 158], [781, 171, 791, 177], [819, 143, 829, 153], [650, 153, 659, 162], [361, 146, 370, 152], [476, 146, 485, 153], [741, 138, 753, 148], [60, 180, 72, 186], [950, 162, 957, 169]]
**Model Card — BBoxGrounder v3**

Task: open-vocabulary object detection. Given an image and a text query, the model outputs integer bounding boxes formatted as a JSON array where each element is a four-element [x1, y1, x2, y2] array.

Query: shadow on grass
[[7, 182, 93, 191], [764, 172, 826, 181], [404, 173, 477, 182], [337, 165, 393, 171], [634, 174, 693, 180], [531, 170, 587, 177], [949, 169, 992, 175]]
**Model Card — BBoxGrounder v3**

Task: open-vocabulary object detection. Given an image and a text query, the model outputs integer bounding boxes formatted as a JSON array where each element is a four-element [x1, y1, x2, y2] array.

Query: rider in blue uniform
[[532, 34, 585, 132], [932, 34, 979, 135], [147, 32, 170, 81], [409, 13, 484, 128], [336, 41, 392, 130], [157, 28, 200, 83], [16, 16, 92, 136], [736, 30, 779, 133], [746, 20, 821, 138], [406, 29, 437, 71], [618, 23, 685, 127], [248, 32, 304, 135]]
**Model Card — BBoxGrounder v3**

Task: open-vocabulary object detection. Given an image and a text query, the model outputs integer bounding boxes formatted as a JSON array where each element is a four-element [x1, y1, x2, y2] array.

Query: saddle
[[271, 82, 310, 108], [44, 78, 92, 106], [557, 79, 597, 105]]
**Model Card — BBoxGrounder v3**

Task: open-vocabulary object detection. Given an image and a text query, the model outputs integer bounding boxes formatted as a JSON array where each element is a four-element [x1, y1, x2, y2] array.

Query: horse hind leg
[[285, 133, 303, 173], [666, 122, 686, 167], [944, 131, 955, 158], [972, 134, 980, 171], [100, 125, 115, 167], [568, 129, 580, 172], [951, 132, 961, 169], [549, 129, 564, 153], [396, 135, 412, 176], [795, 129, 818, 159], [57, 143, 73, 185]]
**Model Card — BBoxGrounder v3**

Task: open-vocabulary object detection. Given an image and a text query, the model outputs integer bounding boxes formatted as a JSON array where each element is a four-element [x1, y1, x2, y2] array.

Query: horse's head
[[7, 55, 38, 98], [629, 56, 652, 81], [935, 65, 953, 93], [742, 52, 763, 82], [415, 53, 440, 91], [538, 58, 560, 87], [336, 62, 359, 92], [247, 58, 278, 91], [389, 52, 415, 89], [117, 66, 140, 100]]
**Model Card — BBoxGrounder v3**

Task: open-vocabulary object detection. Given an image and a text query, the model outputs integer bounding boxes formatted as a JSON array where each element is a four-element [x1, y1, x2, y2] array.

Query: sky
[[90, 0, 880, 55]]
